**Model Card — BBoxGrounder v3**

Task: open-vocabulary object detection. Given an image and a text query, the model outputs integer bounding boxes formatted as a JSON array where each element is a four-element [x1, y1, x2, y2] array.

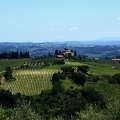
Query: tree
[[64, 48, 68, 50], [51, 73, 59, 84], [53, 59, 65, 65], [81, 86, 106, 108], [0, 89, 16, 108], [55, 49, 58, 55], [51, 81, 64, 94], [110, 73, 120, 84], [61, 67, 74, 74], [74, 51, 77, 56], [77, 65, 89, 74], [4, 67, 13, 80], [71, 72, 86, 85]]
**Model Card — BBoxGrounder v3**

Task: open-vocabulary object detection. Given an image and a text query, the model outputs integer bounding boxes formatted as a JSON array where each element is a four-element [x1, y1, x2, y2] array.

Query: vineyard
[[1, 69, 60, 95], [1, 60, 120, 95]]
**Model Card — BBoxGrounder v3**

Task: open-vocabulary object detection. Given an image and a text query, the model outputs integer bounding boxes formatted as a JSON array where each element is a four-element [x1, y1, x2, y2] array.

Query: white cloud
[[48, 28, 53, 32], [56, 28, 61, 31], [118, 17, 120, 20], [69, 27, 79, 31]]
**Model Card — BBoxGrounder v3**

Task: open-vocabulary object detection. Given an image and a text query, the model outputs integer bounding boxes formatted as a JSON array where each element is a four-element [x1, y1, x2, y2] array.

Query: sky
[[0, 0, 120, 42]]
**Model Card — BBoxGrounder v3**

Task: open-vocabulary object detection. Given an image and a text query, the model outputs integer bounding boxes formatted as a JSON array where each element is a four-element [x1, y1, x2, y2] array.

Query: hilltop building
[[62, 50, 74, 56]]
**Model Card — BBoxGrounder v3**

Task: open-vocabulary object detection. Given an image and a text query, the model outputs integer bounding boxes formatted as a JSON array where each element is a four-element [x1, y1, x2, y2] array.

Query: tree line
[[0, 51, 30, 59]]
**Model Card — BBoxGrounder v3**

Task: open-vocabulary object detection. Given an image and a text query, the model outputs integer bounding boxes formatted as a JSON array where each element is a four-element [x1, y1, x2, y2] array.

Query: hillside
[[0, 57, 120, 119], [1, 41, 120, 58]]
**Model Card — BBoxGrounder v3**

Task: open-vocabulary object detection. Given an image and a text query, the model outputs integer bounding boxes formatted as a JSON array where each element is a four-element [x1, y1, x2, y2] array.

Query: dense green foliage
[[0, 58, 120, 119], [0, 89, 16, 108], [71, 72, 87, 85], [61, 66, 74, 74], [53, 59, 65, 65], [110, 73, 120, 84], [77, 65, 89, 74], [4, 67, 13, 80], [0, 51, 29, 59]]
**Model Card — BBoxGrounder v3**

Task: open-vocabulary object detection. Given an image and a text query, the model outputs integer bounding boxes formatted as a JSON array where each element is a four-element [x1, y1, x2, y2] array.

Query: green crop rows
[[1, 69, 60, 95]]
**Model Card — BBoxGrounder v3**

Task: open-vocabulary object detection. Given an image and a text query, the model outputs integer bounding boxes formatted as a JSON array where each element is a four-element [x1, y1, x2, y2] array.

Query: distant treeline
[[0, 51, 30, 59]]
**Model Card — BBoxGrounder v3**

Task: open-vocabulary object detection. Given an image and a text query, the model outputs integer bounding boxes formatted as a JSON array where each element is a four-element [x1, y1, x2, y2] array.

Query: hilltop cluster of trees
[[0, 51, 30, 59], [51, 65, 89, 86]]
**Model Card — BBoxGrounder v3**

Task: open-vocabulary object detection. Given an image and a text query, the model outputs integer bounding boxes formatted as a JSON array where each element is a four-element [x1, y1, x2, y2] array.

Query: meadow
[[0, 59, 27, 72], [80, 60, 120, 75], [46, 60, 120, 75]]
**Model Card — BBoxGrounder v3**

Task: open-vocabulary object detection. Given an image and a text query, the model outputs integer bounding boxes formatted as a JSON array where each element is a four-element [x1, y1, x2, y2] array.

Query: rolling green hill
[[0, 60, 120, 95], [0, 58, 120, 119]]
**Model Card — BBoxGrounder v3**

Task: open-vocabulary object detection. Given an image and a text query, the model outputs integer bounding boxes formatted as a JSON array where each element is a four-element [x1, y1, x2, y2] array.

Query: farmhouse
[[112, 58, 120, 63], [57, 55, 64, 58], [62, 50, 74, 56]]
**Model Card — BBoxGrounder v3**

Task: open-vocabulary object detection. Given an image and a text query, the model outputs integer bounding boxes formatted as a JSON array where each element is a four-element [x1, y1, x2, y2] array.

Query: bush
[[81, 86, 106, 108], [0, 89, 16, 108], [88, 75, 100, 82], [61, 67, 74, 74], [53, 59, 65, 65], [109, 73, 120, 84], [51, 73, 60, 84], [4, 67, 13, 80], [59, 73, 66, 80], [77, 65, 89, 74], [51, 81, 64, 94], [71, 72, 87, 85]]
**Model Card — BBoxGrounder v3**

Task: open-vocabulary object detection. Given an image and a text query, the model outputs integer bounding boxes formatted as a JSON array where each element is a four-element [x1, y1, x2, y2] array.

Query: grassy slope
[[0, 59, 28, 72], [81, 61, 120, 75], [1, 69, 60, 95], [0, 60, 120, 95]]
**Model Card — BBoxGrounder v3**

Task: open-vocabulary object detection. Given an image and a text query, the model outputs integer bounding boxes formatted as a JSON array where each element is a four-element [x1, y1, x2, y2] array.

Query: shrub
[[71, 72, 87, 85], [61, 67, 74, 74], [81, 86, 106, 108], [51, 73, 60, 84], [59, 73, 66, 80], [110, 73, 120, 84], [53, 59, 65, 65], [0, 89, 16, 108], [77, 65, 89, 74], [88, 75, 100, 82], [4, 67, 13, 80], [51, 81, 64, 94]]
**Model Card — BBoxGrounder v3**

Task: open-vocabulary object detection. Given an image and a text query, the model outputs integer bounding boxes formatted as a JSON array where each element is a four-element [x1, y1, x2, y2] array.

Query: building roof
[[57, 55, 64, 58], [112, 59, 120, 61]]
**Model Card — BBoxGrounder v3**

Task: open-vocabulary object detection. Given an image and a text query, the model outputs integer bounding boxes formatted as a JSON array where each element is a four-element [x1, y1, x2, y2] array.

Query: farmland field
[[45, 61, 84, 69], [81, 61, 120, 75], [0, 59, 27, 72], [0, 69, 60, 95], [1, 60, 120, 95]]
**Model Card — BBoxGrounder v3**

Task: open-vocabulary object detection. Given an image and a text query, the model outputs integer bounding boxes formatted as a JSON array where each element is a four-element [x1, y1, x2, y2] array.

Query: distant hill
[[0, 38, 120, 58]]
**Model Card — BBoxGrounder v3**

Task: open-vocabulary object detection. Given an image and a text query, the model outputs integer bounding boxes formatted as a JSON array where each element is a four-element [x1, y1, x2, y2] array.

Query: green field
[[81, 61, 120, 75], [0, 60, 120, 95], [1, 69, 60, 95], [0, 59, 27, 72], [46, 61, 85, 69]]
